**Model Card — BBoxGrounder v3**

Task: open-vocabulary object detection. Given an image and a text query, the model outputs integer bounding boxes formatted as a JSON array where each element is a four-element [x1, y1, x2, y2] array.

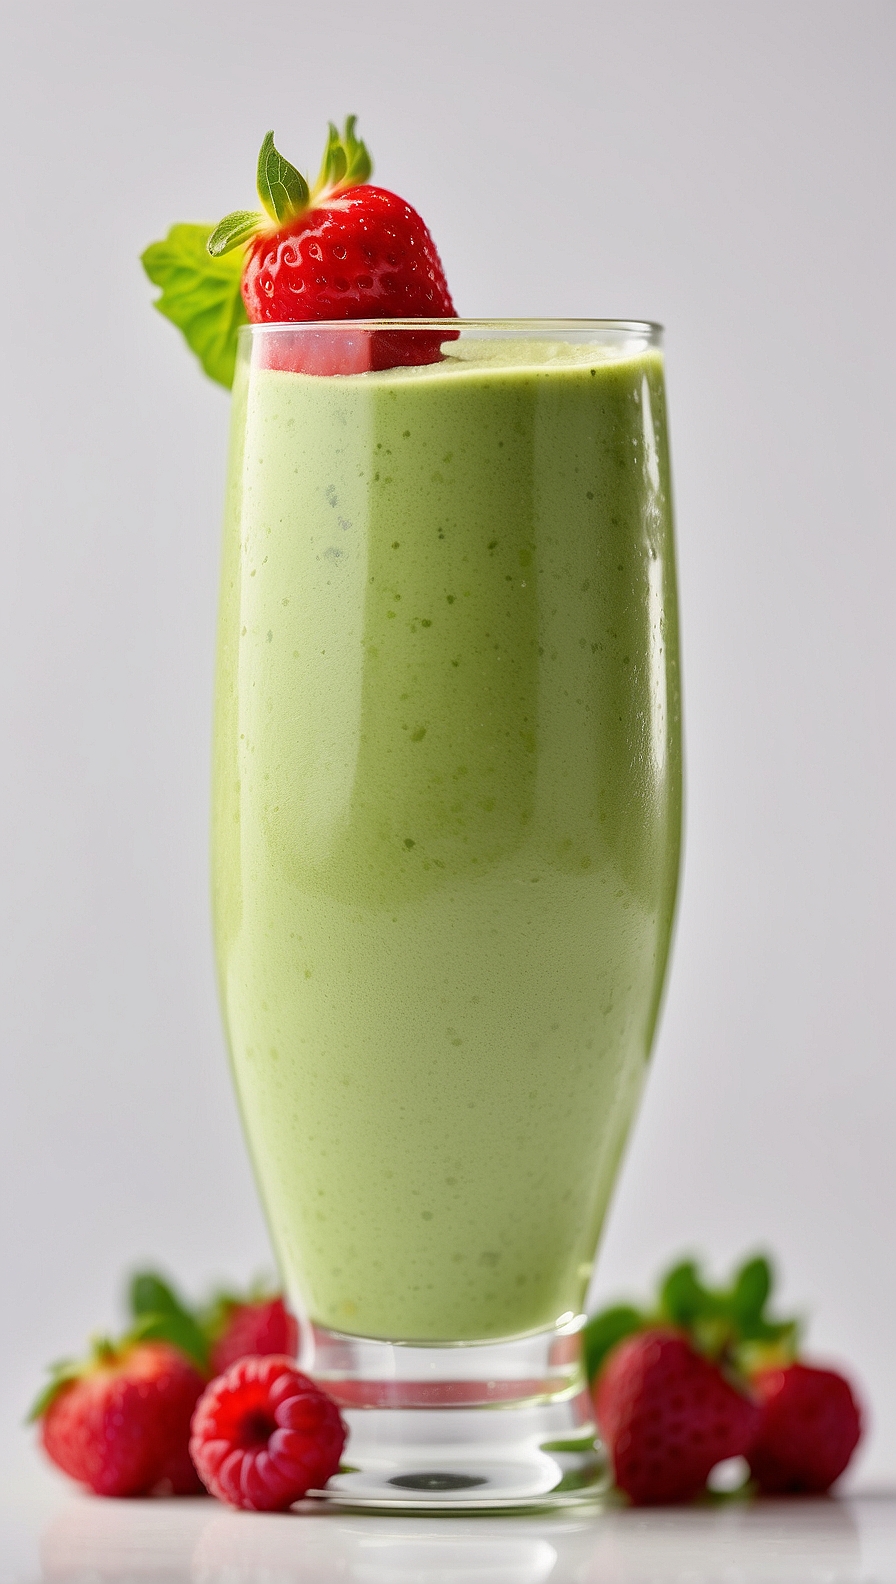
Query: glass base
[[303, 1319, 609, 1511]]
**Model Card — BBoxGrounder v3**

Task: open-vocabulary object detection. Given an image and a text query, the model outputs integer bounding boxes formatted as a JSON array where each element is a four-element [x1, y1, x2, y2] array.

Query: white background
[[0, 0, 893, 1487]]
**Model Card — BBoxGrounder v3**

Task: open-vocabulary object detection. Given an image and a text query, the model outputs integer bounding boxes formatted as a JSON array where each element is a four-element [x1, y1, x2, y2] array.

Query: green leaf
[[256, 130, 309, 225], [127, 1269, 210, 1371], [316, 123, 348, 193], [341, 115, 373, 185], [208, 208, 265, 258], [539, 1434, 599, 1454], [129, 1270, 189, 1320], [26, 1359, 83, 1423], [313, 115, 373, 198], [132, 1312, 209, 1373], [659, 1260, 716, 1327], [730, 1256, 772, 1330], [141, 224, 248, 389], [583, 1304, 644, 1383]]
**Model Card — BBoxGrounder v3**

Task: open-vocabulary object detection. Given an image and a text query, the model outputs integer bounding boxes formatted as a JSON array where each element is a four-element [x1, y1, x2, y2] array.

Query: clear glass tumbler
[[212, 320, 682, 1507]]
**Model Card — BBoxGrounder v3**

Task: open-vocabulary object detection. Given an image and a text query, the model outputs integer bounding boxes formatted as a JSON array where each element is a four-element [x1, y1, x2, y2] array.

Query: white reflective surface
[[3, 1465, 896, 1584]]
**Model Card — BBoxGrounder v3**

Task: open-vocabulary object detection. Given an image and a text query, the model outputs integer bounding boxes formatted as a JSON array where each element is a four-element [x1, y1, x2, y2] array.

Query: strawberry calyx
[[208, 120, 373, 260], [127, 1266, 296, 1371], [28, 1330, 164, 1423], [29, 1269, 295, 1423], [127, 1269, 211, 1373], [585, 1252, 800, 1387]]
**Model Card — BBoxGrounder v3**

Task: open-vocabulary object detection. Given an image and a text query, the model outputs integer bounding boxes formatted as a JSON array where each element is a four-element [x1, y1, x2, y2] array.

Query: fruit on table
[[189, 1355, 346, 1511], [208, 1294, 299, 1377], [31, 1338, 205, 1497], [747, 1362, 863, 1494], [586, 1251, 864, 1505], [127, 1266, 300, 1376], [594, 1328, 760, 1507]]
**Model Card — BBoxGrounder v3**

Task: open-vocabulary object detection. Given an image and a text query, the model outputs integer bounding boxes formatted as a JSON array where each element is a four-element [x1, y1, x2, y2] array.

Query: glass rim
[[241, 317, 663, 338]]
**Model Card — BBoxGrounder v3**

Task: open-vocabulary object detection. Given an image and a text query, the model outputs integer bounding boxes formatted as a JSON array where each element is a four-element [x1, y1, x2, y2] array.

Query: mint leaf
[[141, 223, 247, 389], [208, 209, 264, 258], [256, 131, 309, 225]]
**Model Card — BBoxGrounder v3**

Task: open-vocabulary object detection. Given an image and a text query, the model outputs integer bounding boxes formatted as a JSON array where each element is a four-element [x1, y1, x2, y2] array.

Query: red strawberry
[[210, 1295, 299, 1377], [34, 1339, 206, 1497], [594, 1329, 760, 1506], [189, 1355, 346, 1511], [747, 1363, 862, 1494], [207, 121, 456, 375]]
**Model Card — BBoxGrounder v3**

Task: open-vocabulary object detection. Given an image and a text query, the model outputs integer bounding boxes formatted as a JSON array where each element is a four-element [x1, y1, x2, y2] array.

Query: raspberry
[[189, 1355, 347, 1511]]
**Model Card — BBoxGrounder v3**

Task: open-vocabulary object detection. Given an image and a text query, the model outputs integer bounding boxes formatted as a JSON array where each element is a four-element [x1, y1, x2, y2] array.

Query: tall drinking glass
[[212, 320, 681, 1507]]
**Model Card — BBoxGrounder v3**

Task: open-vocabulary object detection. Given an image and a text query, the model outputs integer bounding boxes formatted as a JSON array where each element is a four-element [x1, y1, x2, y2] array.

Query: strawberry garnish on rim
[[142, 119, 457, 382]]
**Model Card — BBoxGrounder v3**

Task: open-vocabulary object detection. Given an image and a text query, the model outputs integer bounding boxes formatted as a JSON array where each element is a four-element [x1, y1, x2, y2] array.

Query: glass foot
[[304, 1319, 609, 1511]]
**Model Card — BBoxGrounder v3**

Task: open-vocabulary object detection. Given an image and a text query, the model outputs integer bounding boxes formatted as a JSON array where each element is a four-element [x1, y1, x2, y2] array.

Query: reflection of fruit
[[189, 1355, 347, 1511], [36, 1340, 205, 1497], [747, 1363, 863, 1493], [210, 1296, 299, 1376], [595, 1329, 760, 1507]]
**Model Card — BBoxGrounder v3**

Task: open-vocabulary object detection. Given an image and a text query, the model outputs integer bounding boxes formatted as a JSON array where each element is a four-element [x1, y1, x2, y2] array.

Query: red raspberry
[[210, 1296, 299, 1377], [189, 1356, 347, 1511], [747, 1363, 863, 1494], [37, 1340, 205, 1498], [595, 1329, 760, 1506]]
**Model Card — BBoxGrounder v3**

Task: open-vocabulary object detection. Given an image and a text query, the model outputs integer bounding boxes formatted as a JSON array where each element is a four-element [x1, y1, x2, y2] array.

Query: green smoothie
[[212, 331, 681, 1343]]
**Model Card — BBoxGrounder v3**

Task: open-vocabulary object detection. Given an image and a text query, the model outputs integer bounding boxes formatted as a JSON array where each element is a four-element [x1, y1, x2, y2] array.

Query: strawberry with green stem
[[142, 119, 456, 384], [587, 1251, 863, 1504], [30, 1334, 206, 1497], [128, 1266, 299, 1375], [594, 1328, 760, 1507], [585, 1252, 800, 1385], [200, 1284, 299, 1376]]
